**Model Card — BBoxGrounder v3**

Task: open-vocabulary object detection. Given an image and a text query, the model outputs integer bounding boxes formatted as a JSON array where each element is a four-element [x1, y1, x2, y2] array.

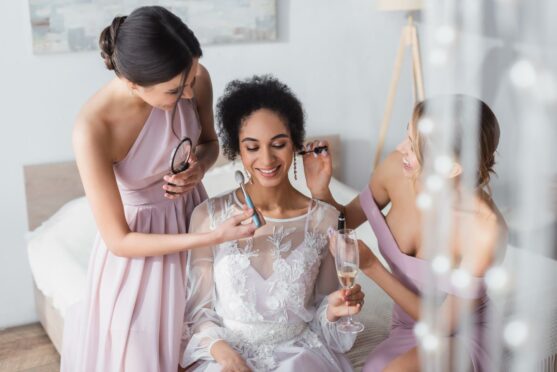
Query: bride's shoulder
[[311, 199, 340, 225], [208, 188, 237, 203], [194, 189, 238, 217]]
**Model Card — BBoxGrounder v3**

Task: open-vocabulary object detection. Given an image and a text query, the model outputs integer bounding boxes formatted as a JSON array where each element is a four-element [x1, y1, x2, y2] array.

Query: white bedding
[[26, 161, 557, 370], [26, 196, 96, 317], [26, 161, 394, 369]]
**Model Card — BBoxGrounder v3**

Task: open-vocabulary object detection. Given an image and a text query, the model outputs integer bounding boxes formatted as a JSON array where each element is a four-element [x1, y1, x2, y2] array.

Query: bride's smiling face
[[238, 108, 294, 188]]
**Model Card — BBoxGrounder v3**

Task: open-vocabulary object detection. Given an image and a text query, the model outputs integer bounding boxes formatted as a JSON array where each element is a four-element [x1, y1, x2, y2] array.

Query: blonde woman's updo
[[411, 95, 500, 193]]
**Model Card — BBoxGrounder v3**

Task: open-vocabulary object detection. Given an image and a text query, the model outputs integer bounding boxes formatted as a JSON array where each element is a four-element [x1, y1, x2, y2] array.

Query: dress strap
[[360, 185, 486, 300], [359, 185, 378, 223]]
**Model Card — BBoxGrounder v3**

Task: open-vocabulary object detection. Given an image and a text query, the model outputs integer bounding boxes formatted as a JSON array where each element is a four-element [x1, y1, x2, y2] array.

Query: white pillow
[[27, 196, 96, 315], [202, 161, 245, 197]]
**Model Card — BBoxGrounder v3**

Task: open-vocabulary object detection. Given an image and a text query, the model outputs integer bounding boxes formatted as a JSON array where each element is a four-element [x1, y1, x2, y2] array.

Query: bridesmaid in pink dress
[[303, 95, 507, 371], [61, 6, 256, 372]]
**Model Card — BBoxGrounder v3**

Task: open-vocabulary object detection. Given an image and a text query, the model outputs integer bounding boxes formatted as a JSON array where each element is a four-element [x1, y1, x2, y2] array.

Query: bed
[[24, 135, 394, 370], [24, 135, 557, 371]]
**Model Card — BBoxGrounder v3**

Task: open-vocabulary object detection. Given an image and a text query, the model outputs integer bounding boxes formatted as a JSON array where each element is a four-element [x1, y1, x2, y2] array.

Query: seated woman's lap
[[362, 328, 417, 372], [202, 348, 336, 372], [274, 348, 335, 371]]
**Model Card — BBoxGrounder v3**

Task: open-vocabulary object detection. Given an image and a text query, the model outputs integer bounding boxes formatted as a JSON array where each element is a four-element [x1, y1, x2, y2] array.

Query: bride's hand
[[211, 340, 252, 372], [302, 140, 333, 198], [326, 284, 365, 322]]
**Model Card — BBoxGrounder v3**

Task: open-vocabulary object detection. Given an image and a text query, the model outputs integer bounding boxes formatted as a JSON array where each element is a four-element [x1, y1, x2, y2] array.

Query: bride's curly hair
[[217, 75, 306, 160]]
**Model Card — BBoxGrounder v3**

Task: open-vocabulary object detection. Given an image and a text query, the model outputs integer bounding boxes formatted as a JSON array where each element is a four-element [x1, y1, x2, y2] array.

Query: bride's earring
[[293, 154, 298, 181]]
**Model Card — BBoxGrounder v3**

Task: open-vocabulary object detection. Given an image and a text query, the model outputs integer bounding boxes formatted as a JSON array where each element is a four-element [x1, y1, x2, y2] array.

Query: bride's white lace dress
[[181, 190, 356, 371]]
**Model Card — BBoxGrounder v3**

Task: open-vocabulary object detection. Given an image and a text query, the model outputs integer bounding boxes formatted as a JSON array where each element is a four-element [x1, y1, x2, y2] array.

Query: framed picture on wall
[[28, 0, 277, 54]]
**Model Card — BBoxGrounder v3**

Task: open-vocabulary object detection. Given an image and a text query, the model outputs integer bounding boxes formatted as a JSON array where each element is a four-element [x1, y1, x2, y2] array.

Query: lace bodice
[[182, 190, 356, 371]]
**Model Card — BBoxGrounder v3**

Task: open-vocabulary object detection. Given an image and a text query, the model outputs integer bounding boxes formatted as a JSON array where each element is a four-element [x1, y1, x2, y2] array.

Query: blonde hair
[[410, 95, 500, 195]]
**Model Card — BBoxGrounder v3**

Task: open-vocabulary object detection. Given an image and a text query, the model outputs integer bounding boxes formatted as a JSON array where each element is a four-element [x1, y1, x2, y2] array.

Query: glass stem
[[347, 287, 353, 323]]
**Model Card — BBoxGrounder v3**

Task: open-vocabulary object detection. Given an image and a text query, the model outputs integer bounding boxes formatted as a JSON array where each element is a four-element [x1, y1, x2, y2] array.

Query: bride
[[181, 76, 364, 372]]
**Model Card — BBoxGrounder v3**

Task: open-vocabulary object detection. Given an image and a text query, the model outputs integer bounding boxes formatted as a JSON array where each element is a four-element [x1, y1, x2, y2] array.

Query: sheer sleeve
[[181, 201, 233, 368], [308, 206, 357, 353]]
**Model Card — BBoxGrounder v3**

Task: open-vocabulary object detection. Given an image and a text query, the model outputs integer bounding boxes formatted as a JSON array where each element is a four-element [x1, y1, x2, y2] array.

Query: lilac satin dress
[[359, 186, 490, 372], [61, 99, 208, 372]]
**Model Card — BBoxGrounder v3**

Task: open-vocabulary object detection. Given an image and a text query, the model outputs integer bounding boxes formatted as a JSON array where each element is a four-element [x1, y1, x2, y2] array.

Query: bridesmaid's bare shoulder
[[368, 151, 405, 208], [73, 81, 119, 159]]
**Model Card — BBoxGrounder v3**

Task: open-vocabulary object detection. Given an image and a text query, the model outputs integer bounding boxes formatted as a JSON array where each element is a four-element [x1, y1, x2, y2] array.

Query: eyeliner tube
[[337, 211, 346, 230]]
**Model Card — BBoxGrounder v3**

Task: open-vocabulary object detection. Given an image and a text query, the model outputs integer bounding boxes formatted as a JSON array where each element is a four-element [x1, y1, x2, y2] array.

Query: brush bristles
[[234, 170, 245, 184]]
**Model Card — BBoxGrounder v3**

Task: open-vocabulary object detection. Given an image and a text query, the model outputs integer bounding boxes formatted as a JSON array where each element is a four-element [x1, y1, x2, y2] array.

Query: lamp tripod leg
[[373, 25, 409, 169]]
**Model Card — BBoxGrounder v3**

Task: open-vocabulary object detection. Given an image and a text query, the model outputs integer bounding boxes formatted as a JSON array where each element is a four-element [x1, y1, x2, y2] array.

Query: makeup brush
[[234, 170, 262, 228]]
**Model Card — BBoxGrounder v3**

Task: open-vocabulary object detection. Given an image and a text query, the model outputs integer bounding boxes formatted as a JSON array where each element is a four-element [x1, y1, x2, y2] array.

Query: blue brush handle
[[243, 192, 262, 227]]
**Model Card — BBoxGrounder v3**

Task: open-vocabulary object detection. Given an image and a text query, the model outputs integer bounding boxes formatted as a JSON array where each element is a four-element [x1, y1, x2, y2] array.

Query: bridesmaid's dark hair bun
[[98, 6, 203, 86], [99, 16, 127, 71]]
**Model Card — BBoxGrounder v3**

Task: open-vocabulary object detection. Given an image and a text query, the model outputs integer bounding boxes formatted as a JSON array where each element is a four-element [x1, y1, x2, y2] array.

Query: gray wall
[[0, 0, 413, 328], [4, 0, 549, 329]]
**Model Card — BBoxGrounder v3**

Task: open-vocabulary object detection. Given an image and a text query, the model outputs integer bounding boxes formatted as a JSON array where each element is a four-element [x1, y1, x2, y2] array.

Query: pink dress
[[359, 186, 491, 372], [61, 99, 208, 372]]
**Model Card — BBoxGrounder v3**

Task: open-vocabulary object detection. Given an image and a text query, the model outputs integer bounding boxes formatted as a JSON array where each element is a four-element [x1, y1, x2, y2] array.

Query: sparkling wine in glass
[[337, 263, 358, 288], [335, 229, 365, 333]]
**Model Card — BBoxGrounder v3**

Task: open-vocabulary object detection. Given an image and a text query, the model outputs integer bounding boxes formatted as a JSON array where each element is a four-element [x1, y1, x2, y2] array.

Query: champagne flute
[[334, 228, 365, 333]]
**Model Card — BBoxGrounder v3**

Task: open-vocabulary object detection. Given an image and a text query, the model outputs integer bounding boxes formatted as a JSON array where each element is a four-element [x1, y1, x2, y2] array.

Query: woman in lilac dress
[[303, 95, 507, 371], [182, 76, 365, 371], [61, 7, 256, 372]]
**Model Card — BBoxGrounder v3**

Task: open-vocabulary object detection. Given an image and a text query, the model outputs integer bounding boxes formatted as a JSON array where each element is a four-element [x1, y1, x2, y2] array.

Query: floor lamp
[[373, 0, 425, 168]]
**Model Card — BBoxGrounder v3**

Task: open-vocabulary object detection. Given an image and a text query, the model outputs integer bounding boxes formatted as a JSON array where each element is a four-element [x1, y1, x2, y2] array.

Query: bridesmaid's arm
[[308, 187, 366, 231], [359, 219, 498, 333], [367, 261, 422, 320], [192, 63, 219, 173], [359, 242, 421, 320], [346, 151, 410, 228], [303, 146, 397, 229], [364, 257, 479, 333], [73, 111, 254, 258], [302, 140, 368, 228], [163, 64, 217, 200]]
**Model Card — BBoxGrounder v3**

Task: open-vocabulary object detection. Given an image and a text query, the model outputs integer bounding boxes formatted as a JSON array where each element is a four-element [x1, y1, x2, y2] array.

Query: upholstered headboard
[[23, 134, 341, 231], [24, 161, 85, 231]]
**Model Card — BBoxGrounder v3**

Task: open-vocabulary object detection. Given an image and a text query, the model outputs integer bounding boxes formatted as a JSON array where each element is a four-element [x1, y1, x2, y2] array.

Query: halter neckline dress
[[61, 99, 208, 372]]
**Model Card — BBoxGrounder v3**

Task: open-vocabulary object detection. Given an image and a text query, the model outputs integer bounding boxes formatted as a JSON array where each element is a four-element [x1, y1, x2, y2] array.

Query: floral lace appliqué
[[267, 225, 296, 259], [206, 195, 344, 370]]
